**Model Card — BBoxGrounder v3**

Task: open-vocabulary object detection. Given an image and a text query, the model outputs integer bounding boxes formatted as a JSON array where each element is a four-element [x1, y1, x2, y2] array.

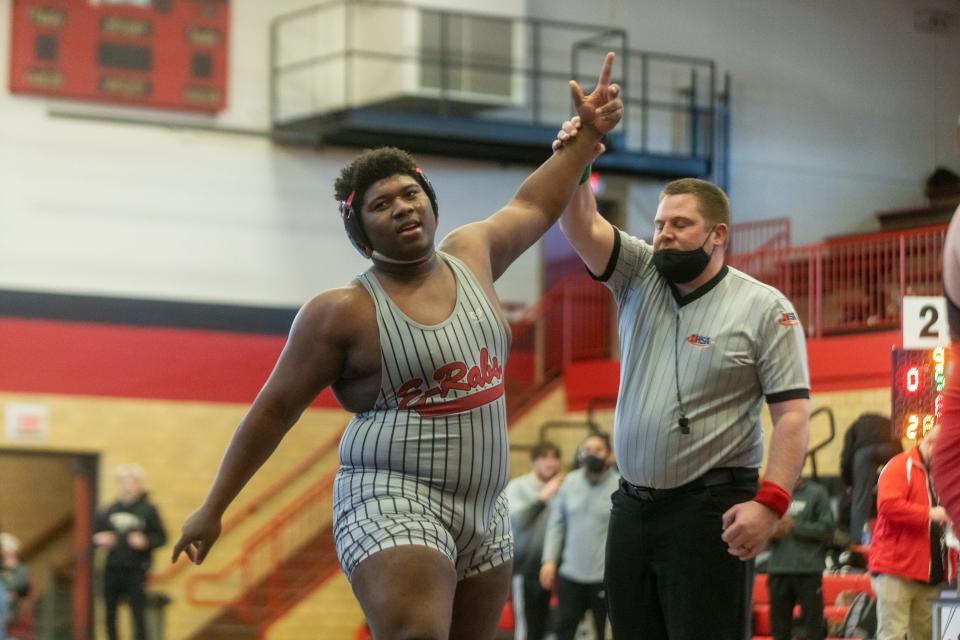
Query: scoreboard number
[[891, 346, 948, 441], [902, 296, 949, 349]]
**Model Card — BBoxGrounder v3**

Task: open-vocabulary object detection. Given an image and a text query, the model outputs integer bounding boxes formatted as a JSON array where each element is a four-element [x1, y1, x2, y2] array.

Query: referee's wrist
[[753, 480, 791, 518]]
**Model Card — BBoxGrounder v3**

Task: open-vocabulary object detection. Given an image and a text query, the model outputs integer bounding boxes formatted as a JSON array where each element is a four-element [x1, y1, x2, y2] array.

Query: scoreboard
[[891, 347, 948, 441], [9, 0, 229, 112]]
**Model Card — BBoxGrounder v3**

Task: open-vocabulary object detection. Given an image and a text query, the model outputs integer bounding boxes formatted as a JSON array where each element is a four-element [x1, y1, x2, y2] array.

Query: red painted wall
[[0, 317, 339, 406], [1, 315, 898, 408], [563, 331, 900, 410]]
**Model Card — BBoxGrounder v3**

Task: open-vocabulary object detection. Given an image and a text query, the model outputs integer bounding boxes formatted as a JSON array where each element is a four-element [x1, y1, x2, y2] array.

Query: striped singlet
[[333, 251, 513, 580]]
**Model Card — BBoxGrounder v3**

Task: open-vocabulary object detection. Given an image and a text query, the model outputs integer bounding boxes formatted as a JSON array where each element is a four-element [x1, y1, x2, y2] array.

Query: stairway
[[185, 527, 340, 640]]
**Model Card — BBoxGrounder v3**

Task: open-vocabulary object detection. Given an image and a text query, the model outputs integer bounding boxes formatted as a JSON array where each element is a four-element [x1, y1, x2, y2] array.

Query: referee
[[554, 121, 810, 640]]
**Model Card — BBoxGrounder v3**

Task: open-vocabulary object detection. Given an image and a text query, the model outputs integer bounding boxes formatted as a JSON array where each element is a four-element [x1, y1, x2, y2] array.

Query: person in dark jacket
[[766, 478, 835, 640], [839, 413, 901, 541], [93, 464, 166, 640]]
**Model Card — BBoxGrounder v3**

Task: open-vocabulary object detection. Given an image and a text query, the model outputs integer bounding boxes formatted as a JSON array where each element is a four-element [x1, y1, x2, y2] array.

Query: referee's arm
[[559, 181, 616, 278], [764, 398, 811, 495], [720, 397, 809, 560]]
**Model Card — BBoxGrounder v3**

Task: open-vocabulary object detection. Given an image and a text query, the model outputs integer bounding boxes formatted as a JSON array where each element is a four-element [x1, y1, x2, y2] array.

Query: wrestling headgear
[[338, 167, 439, 258]]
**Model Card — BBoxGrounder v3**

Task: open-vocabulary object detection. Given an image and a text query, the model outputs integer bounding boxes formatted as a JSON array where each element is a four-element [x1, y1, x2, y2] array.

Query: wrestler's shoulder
[[296, 281, 376, 337]]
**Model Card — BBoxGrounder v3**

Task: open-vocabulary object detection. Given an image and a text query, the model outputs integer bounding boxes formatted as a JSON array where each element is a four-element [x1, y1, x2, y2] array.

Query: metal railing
[[729, 217, 791, 257], [270, 0, 729, 170], [729, 224, 948, 337], [507, 274, 613, 395], [806, 406, 836, 481], [571, 41, 726, 162], [184, 470, 337, 621], [151, 426, 345, 585], [270, 1, 626, 125]]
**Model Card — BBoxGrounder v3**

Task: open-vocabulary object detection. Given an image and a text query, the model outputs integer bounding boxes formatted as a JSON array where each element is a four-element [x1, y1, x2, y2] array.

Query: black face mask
[[652, 229, 716, 284], [582, 455, 606, 473]]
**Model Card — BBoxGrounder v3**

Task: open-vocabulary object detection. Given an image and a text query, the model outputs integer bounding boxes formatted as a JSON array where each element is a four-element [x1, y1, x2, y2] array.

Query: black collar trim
[[670, 265, 729, 307]]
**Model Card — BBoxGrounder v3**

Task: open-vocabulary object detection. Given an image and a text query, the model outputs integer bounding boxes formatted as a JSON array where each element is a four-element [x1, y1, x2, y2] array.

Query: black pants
[[768, 573, 824, 640], [555, 576, 606, 640], [605, 471, 758, 640], [104, 565, 147, 640], [512, 573, 552, 640]]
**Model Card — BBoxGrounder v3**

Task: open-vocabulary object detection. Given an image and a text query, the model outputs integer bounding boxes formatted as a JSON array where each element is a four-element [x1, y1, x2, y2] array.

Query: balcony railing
[[729, 217, 791, 257], [269, 0, 730, 181], [729, 224, 948, 338]]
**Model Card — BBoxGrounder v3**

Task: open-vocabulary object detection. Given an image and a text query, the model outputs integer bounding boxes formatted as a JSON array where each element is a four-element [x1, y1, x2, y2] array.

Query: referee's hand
[[720, 500, 779, 560]]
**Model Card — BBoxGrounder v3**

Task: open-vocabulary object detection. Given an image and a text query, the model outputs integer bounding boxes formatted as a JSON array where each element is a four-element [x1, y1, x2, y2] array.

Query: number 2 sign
[[902, 296, 949, 349]]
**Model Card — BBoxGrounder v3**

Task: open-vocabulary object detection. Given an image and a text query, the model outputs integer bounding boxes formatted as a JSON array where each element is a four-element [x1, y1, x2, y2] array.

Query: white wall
[[0, 0, 537, 308], [528, 0, 960, 244], [1, 0, 958, 310]]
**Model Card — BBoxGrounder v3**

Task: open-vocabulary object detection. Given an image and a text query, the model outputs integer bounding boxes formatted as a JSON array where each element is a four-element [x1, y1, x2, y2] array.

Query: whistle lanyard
[[674, 312, 690, 434]]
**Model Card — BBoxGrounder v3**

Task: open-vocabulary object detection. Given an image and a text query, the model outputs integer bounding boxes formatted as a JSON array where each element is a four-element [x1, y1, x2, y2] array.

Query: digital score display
[[9, 0, 229, 112], [891, 347, 949, 441]]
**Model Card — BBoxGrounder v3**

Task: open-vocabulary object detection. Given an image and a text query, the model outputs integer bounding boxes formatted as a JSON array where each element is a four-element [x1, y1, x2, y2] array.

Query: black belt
[[620, 467, 758, 503]]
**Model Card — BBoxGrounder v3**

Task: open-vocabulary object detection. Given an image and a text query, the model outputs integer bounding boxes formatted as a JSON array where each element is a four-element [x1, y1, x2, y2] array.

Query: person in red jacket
[[869, 426, 956, 640]]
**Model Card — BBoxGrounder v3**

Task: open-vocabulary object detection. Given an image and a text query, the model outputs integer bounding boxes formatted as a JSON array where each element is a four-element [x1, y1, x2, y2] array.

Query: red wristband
[[753, 480, 791, 517]]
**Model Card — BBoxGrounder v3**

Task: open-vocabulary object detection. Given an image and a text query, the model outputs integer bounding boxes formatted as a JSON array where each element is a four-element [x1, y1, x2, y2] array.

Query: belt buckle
[[626, 482, 654, 502], [703, 469, 734, 488]]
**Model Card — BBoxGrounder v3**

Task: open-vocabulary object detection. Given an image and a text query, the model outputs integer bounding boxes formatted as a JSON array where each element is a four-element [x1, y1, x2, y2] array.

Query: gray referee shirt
[[597, 228, 810, 489], [542, 467, 620, 584]]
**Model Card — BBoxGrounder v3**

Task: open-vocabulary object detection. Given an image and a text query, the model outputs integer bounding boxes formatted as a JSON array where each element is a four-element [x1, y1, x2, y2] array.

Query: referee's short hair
[[660, 178, 731, 227], [529, 440, 561, 461]]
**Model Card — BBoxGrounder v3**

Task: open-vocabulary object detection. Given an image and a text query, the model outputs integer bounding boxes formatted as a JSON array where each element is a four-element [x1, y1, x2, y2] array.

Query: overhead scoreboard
[[9, 0, 229, 112], [891, 346, 948, 441]]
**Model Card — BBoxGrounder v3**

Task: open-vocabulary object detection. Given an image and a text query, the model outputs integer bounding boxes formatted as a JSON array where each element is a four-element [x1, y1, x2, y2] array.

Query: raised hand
[[551, 116, 606, 159], [569, 51, 623, 136]]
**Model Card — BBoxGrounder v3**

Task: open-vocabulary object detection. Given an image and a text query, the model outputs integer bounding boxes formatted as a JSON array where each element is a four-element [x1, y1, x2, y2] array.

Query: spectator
[[766, 478, 834, 640], [0, 533, 28, 636], [505, 441, 564, 640], [869, 427, 956, 640], [839, 413, 901, 541], [93, 464, 167, 640], [0, 569, 6, 639], [540, 433, 619, 640]]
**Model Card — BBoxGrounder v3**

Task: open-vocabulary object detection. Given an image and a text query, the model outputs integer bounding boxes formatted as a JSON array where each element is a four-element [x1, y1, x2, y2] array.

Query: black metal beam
[[274, 109, 710, 179]]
